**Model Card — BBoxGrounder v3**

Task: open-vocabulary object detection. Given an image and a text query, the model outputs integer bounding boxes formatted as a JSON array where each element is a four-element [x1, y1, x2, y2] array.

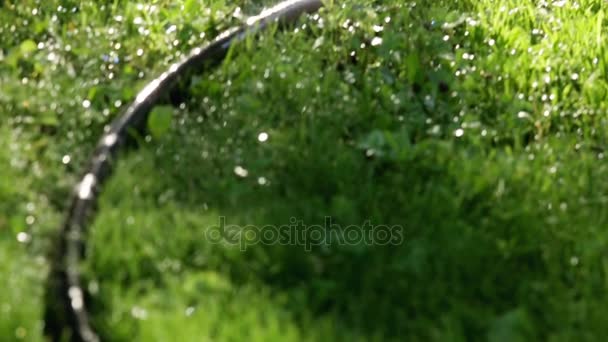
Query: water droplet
[[570, 256, 579, 266], [258, 132, 269, 142], [549, 165, 557, 174], [16, 232, 31, 243], [234, 166, 248, 178], [371, 37, 383, 46], [77, 173, 97, 200], [104, 133, 118, 146], [131, 306, 148, 320], [88, 280, 100, 295], [166, 25, 177, 34], [47, 52, 58, 62]]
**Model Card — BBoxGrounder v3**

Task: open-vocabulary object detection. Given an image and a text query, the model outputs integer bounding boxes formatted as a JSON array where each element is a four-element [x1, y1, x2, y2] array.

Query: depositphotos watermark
[[205, 216, 404, 251]]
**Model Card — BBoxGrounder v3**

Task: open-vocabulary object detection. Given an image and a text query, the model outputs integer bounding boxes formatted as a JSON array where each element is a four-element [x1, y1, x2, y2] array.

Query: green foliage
[[3, 0, 608, 341], [148, 106, 173, 139]]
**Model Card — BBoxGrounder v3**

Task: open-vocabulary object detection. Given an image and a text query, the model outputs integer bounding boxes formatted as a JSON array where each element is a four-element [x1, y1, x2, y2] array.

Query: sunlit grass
[[3, 0, 608, 340]]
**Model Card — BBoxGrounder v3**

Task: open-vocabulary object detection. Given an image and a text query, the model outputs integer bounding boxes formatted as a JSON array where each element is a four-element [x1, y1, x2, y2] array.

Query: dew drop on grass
[[131, 306, 148, 320], [570, 256, 579, 266], [234, 166, 248, 178], [258, 132, 269, 142], [81, 280, 98, 297], [166, 25, 177, 34], [16, 232, 30, 243], [47, 52, 58, 62], [371, 37, 383, 46], [549, 165, 557, 174]]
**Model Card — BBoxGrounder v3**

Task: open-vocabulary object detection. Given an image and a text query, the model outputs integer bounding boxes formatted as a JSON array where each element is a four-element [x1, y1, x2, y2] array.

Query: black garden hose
[[44, 1, 324, 341]]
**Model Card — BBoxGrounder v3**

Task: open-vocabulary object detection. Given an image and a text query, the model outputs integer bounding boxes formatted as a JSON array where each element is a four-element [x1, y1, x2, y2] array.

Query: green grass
[[4, 0, 608, 340]]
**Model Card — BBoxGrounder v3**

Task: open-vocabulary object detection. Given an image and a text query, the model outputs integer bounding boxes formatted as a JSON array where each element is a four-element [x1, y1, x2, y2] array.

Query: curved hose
[[44, 1, 323, 341]]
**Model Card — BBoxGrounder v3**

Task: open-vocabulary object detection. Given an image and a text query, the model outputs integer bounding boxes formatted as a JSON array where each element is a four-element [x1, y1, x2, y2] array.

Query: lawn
[[2, 0, 608, 340]]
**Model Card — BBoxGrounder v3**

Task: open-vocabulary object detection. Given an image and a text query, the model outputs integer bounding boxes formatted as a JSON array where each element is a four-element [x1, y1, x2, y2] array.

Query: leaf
[[147, 106, 173, 138], [406, 53, 421, 84], [4, 52, 19, 68], [19, 40, 37, 55], [184, 0, 197, 13]]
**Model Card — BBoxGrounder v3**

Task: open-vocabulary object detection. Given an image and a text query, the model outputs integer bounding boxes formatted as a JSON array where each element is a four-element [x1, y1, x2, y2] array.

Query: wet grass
[[3, 0, 608, 340]]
